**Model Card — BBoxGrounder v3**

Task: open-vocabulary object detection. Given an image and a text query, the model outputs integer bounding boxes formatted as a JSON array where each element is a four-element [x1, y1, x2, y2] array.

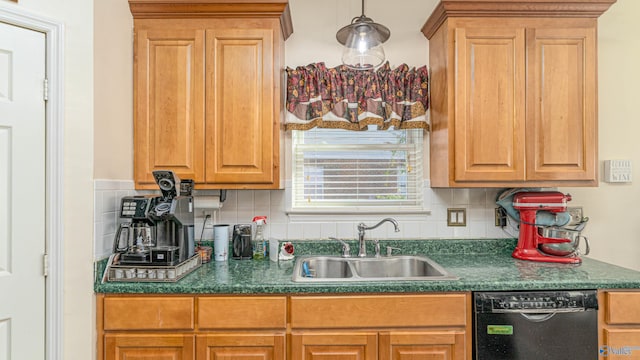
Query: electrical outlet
[[202, 210, 214, 228], [495, 207, 507, 227], [567, 207, 583, 225], [447, 208, 467, 227]]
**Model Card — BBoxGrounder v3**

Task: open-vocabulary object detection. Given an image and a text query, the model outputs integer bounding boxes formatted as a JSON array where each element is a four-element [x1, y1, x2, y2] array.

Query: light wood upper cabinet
[[204, 28, 276, 185], [453, 26, 526, 182], [422, 1, 614, 187], [129, 1, 292, 189], [134, 28, 206, 187], [526, 27, 597, 182]]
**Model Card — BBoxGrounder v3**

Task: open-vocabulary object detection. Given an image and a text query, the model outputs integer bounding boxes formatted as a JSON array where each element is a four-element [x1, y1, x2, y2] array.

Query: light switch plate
[[447, 208, 466, 227]]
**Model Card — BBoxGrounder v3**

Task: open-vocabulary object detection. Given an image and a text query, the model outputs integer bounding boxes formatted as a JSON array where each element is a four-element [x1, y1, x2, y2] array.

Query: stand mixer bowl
[[539, 227, 589, 257]]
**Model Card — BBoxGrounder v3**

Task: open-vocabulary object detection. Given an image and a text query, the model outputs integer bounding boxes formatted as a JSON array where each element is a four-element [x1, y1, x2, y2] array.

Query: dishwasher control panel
[[475, 290, 598, 313]]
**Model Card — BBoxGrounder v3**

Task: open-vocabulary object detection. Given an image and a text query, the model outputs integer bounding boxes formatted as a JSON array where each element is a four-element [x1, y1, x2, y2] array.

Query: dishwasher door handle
[[519, 312, 556, 322]]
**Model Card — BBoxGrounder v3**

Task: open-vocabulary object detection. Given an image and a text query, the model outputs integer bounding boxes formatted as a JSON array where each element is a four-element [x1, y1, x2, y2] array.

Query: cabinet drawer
[[198, 296, 287, 329], [606, 292, 640, 325], [103, 296, 195, 331], [291, 294, 468, 329]]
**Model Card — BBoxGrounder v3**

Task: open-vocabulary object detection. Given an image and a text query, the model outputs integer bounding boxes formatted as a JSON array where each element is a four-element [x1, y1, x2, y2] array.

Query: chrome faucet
[[357, 218, 400, 257]]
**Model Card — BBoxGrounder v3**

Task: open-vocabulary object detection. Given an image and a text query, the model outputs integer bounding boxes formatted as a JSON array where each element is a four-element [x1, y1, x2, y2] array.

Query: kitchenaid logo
[[600, 345, 640, 357]]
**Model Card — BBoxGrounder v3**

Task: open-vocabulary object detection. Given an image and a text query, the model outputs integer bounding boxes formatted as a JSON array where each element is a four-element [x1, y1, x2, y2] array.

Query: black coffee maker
[[113, 170, 195, 265]]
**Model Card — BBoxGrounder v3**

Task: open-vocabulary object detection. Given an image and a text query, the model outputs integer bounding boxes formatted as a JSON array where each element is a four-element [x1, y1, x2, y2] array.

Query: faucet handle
[[386, 246, 401, 257], [329, 237, 351, 258], [373, 239, 381, 258]]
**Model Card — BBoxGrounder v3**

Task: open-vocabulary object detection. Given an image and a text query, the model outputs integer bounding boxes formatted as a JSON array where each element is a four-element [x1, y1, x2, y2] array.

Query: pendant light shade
[[336, 0, 390, 70]]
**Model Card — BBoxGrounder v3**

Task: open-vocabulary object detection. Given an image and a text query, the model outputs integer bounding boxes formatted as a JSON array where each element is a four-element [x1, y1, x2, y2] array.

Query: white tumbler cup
[[213, 224, 230, 261]]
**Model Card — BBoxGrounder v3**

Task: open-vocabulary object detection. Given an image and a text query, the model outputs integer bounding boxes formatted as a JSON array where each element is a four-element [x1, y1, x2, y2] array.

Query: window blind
[[292, 128, 424, 210]]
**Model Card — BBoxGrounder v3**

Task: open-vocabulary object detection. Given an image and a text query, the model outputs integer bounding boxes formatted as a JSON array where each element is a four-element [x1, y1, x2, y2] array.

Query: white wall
[[285, 0, 437, 68], [94, 0, 133, 180], [1, 0, 95, 359], [563, 0, 640, 270]]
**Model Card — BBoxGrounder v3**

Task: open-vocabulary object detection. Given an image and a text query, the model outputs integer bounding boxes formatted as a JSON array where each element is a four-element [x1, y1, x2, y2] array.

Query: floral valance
[[285, 62, 429, 131]]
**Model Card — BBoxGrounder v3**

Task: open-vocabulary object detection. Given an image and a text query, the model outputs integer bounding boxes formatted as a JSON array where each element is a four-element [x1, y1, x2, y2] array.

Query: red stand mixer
[[510, 191, 584, 264]]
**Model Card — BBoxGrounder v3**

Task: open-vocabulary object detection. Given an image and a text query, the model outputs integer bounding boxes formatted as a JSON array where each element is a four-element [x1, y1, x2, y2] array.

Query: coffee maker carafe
[[113, 195, 158, 264]]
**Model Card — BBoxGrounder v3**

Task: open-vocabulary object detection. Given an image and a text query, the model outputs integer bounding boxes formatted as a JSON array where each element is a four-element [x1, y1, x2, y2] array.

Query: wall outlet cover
[[447, 208, 467, 227]]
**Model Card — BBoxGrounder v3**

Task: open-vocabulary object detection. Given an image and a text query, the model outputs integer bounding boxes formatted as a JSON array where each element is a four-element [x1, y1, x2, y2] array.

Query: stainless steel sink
[[292, 255, 458, 282], [301, 256, 354, 279]]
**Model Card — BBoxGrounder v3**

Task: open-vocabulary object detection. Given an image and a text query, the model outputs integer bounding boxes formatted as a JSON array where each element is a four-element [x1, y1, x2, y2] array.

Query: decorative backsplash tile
[[93, 180, 511, 260]]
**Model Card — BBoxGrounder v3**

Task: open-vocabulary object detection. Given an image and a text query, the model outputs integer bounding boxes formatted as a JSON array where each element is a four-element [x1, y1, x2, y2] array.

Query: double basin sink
[[292, 255, 458, 282]]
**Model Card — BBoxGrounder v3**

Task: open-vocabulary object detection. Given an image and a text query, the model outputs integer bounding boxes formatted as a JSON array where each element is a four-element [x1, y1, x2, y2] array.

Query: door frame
[[0, 4, 64, 360]]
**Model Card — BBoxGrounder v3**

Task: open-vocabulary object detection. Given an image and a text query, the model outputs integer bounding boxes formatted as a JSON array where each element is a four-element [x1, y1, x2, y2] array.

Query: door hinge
[[43, 78, 49, 101], [43, 253, 49, 277]]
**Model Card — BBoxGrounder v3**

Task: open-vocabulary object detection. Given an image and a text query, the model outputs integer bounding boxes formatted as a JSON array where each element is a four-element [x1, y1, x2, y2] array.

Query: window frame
[[286, 128, 430, 218]]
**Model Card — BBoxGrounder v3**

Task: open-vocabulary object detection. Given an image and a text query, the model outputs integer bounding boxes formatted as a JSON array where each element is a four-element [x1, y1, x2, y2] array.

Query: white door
[[0, 22, 46, 359]]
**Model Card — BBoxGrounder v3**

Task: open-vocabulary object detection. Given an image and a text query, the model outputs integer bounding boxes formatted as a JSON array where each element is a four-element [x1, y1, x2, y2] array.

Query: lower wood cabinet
[[599, 290, 640, 359], [97, 294, 287, 360], [105, 333, 195, 360], [379, 331, 466, 360], [289, 294, 470, 360], [196, 333, 285, 359], [291, 332, 378, 360], [97, 293, 471, 360], [290, 330, 466, 360]]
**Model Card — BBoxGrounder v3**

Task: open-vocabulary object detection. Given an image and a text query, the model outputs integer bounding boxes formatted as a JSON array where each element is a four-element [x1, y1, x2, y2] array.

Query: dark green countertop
[[94, 239, 640, 294]]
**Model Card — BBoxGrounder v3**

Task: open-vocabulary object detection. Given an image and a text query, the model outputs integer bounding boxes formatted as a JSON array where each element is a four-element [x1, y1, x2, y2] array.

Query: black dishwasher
[[474, 290, 598, 360]]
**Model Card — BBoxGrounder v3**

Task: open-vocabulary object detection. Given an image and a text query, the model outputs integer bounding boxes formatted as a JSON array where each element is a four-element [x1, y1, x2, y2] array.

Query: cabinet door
[[453, 27, 526, 182], [196, 333, 285, 360], [105, 333, 194, 360], [291, 332, 377, 360], [134, 27, 206, 188], [205, 28, 277, 186], [526, 27, 597, 182], [602, 329, 640, 358], [379, 331, 466, 360]]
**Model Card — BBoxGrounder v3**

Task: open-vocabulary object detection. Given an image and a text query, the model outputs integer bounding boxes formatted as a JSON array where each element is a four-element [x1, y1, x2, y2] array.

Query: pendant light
[[336, 0, 390, 70]]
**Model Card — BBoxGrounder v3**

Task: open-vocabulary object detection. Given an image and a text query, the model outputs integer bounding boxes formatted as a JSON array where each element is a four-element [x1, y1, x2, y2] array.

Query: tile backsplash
[[94, 180, 511, 259], [94, 180, 138, 259]]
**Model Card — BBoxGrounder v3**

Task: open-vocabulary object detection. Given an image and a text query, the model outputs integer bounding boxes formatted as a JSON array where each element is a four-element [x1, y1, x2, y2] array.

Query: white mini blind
[[292, 128, 424, 210]]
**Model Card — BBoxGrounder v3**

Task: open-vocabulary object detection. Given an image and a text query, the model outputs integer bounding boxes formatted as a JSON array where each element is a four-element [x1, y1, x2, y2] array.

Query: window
[[291, 128, 424, 213]]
